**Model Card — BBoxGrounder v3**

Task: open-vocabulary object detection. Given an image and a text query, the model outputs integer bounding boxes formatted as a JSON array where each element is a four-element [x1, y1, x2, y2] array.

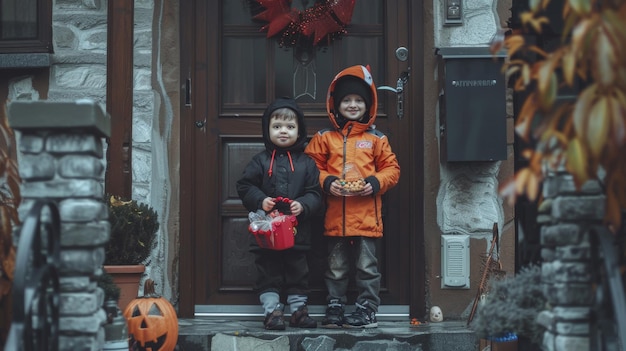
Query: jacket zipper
[[341, 126, 352, 236]]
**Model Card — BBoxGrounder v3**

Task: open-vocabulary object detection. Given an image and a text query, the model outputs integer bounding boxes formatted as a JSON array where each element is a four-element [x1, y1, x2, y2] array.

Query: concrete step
[[176, 319, 480, 351]]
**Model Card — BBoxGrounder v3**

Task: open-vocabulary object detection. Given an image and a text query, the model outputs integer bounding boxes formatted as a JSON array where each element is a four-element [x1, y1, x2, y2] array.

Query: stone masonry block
[[17, 133, 45, 153], [542, 331, 555, 351], [351, 339, 414, 351], [58, 155, 104, 178], [59, 247, 105, 275], [60, 289, 104, 315], [550, 261, 590, 283], [59, 275, 94, 292], [211, 333, 290, 351], [555, 244, 590, 261], [61, 221, 109, 247], [544, 283, 592, 305], [543, 175, 603, 198], [552, 306, 590, 321], [555, 321, 589, 336], [8, 100, 110, 138], [301, 335, 336, 351], [552, 196, 605, 221], [47, 133, 103, 157], [18, 153, 56, 180], [22, 179, 104, 199], [59, 334, 102, 351], [554, 335, 589, 351], [541, 223, 583, 246], [59, 198, 105, 222], [59, 309, 107, 334]]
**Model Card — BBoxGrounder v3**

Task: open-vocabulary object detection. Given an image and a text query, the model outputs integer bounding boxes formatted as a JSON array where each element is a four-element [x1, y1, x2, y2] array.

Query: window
[[0, 0, 52, 53]]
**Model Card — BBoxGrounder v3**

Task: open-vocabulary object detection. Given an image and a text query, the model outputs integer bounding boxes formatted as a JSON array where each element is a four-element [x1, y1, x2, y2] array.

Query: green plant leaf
[[586, 96, 610, 158], [573, 84, 597, 136], [566, 138, 589, 188]]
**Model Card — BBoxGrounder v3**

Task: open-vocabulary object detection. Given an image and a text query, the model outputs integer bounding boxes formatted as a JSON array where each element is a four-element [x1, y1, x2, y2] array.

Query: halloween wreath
[[248, 0, 357, 48]]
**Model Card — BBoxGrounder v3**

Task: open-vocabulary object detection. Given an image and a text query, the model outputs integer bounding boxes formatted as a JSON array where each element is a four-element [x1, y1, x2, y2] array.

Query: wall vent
[[441, 234, 470, 289]]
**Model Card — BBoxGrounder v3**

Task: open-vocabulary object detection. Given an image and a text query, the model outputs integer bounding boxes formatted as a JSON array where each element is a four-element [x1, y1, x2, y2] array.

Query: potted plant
[[469, 264, 546, 350], [104, 195, 159, 311]]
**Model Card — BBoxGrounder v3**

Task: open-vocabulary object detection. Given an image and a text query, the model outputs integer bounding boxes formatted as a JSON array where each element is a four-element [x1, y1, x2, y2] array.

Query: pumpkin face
[[123, 280, 179, 351]]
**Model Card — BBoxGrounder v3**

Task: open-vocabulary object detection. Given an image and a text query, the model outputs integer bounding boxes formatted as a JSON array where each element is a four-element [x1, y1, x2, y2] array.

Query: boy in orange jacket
[[305, 65, 400, 328]]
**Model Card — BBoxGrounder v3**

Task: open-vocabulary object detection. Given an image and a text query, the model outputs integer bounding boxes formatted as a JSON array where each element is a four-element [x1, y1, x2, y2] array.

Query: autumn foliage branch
[[496, 0, 626, 229]]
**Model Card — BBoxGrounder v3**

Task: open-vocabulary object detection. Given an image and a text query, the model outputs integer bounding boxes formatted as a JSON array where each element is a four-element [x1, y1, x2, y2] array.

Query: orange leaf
[[594, 28, 618, 87], [515, 96, 539, 140], [561, 47, 576, 86], [572, 84, 597, 136], [566, 138, 589, 188], [608, 94, 626, 145], [526, 171, 540, 201], [505, 35, 525, 57], [537, 65, 557, 110], [516, 168, 531, 195], [571, 18, 594, 59], [568, 0, 591, 15]]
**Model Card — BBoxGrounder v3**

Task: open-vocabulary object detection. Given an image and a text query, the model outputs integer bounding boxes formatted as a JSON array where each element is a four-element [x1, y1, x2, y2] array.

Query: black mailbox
[[437, 47, 507, 162]]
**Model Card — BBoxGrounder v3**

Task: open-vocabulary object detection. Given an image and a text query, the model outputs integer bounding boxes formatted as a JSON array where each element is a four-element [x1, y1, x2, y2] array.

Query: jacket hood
[[262, 97, 308, 152], [326, 65, 378, 130]]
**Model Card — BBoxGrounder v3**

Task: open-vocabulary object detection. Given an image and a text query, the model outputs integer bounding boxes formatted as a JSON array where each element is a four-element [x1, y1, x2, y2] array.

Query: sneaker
[[321, 299, 345, 328], [343, 303, 378, 328], [263, 303, 286, 330], [289, 305, 317, 328]]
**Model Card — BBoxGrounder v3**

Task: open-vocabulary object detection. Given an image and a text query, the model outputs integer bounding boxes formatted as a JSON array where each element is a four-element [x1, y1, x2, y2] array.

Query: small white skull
[[429, 306, 443, 322]]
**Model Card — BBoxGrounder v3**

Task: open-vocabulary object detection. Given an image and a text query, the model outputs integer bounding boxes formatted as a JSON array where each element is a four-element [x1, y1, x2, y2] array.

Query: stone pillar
[[8, 100, 111, 351], [536, 172, 604, 351]]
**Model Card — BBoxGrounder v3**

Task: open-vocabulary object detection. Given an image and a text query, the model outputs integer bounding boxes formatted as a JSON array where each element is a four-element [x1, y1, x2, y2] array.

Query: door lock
[[377, 69, 410, 119]]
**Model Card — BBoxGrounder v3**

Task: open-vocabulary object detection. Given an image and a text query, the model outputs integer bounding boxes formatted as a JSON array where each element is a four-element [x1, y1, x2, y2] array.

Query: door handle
[[377, 69, 410, 119]]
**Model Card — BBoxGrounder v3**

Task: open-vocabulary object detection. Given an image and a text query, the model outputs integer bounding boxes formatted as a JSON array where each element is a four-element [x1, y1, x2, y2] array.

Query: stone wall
[[536, 172, 600, 351], [8, 100, 111, 350]]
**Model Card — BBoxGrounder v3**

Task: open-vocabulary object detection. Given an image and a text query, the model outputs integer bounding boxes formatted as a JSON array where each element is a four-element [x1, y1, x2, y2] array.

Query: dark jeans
[[254, 248, 309, 295], [324, 237, 381, 311]]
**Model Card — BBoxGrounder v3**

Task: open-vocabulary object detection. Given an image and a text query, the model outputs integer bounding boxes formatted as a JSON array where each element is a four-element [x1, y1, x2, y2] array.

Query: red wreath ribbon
[[251, 0, 356, 47]]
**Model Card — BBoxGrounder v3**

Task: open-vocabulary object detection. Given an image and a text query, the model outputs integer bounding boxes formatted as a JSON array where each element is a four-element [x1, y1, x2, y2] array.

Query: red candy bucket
[[248, 199, 298, 250]]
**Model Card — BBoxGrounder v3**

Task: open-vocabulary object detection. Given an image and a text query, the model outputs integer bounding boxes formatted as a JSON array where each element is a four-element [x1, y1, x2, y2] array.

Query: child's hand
[[262, 197, 276, 211], [289, 200, 303, 216], [355, 182, 373, 196], [329, 180, 345, 196]]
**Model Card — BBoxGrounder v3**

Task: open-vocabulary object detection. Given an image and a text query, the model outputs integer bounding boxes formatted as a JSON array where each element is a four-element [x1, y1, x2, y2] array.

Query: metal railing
[[590, 228, 626, 351], [5, 201, 61, 351]]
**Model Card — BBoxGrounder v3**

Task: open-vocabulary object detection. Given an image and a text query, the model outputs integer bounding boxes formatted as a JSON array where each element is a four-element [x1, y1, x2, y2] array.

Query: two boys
[[238, 65, 400, 329]]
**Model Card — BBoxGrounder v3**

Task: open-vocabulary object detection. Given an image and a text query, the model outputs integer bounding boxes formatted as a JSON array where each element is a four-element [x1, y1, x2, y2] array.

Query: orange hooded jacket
[[305, 65, 400, 238]]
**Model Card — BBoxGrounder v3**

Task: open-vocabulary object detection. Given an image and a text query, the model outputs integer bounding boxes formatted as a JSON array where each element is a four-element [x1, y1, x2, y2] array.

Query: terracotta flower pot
[[103, 264, 145, 311]]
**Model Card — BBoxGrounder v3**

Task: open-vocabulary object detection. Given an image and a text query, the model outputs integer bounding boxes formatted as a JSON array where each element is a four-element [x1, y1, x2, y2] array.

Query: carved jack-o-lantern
[[123, 279, 179, 351]]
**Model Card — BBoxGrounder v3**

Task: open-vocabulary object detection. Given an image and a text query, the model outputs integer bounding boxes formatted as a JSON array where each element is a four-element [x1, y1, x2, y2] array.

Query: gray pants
[[324, 237, 381, 311]]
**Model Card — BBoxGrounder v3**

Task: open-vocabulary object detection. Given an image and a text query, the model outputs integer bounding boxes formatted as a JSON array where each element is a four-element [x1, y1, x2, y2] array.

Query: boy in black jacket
[[237, 97, 322, 330]]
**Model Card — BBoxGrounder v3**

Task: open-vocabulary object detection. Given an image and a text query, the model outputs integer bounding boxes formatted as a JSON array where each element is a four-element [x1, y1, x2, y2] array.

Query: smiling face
[[338, 94, 367, 121], [268, 109, 299, 148]]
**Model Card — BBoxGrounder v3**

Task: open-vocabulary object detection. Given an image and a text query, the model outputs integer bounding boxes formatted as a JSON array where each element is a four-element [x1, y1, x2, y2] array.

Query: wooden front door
[[179, 0, 424, 318]]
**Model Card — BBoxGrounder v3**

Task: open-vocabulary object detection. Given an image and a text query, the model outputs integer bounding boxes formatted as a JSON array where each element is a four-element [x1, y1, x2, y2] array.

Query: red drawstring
[[268, 149, 276, 177], [287, 151, 294, 172], [268, 150, 295, 177]]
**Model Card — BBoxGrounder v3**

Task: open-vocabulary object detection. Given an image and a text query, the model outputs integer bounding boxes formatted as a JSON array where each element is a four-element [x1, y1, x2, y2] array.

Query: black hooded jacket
[[236, 98, 323, 250]]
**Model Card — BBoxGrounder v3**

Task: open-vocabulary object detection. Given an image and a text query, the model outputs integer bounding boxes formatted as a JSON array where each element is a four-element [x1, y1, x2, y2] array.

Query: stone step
[[176, 319, 480, 351]]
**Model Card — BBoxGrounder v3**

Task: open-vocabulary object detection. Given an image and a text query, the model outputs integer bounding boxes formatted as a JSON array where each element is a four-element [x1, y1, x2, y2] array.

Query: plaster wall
[[424, 0, 515, 319]]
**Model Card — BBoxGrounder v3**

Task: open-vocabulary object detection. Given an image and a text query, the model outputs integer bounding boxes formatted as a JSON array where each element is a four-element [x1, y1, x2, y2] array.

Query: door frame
[[178, 0, 425, 319]]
